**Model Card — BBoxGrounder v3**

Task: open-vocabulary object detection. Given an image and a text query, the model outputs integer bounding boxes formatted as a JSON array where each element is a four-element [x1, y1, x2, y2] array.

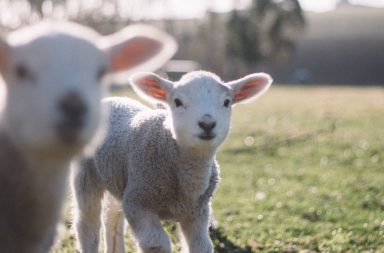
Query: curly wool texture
[[83, 96, 220, 220], [73, 70, 273, 253]]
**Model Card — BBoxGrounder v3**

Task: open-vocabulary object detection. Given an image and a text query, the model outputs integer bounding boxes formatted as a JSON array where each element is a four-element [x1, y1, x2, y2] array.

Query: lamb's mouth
[[198, 133, 216, 140]]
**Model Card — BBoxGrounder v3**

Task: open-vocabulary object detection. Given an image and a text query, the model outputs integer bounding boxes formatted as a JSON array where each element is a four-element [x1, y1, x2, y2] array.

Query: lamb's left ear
[[227, 73, 273, 104], [129, 72, 174, 103]]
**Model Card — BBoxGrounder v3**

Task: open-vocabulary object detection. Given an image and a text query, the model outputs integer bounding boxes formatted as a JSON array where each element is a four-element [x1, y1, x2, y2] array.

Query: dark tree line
[[4, 0, 306, 78], [226, 0, 305, 66]]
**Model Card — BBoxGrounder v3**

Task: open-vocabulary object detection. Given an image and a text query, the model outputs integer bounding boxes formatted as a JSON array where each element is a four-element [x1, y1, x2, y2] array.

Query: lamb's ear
[[0, 37, 10, 75], [227, 73, 272, 104], [129, 72, 174, 103], [99, 25, 177, 84]]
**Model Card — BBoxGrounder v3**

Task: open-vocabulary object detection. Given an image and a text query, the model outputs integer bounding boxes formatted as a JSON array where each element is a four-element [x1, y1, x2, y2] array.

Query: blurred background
[[1, 2, 383, 252], [1, 0, 383, 85]]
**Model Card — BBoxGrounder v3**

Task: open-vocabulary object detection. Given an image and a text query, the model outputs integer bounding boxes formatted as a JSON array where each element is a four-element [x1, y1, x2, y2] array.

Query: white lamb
[[72, 70, 272, 253], [0, 22, 176, 253]]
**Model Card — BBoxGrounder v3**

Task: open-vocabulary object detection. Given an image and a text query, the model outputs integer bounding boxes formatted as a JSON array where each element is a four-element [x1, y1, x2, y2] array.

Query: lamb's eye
[[15, 64, 33, 82], [97, 67, 107, 81], [223, 99, 231, 108], [174, 98, 183, 107]]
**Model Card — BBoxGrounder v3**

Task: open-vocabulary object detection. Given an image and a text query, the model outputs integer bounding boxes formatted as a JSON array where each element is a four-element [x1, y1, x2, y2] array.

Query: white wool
[[72, 70, 272, 253]]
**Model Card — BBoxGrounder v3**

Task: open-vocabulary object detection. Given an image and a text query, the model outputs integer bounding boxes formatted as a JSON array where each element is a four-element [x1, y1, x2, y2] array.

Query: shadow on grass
[[210, 227, 255, 253]]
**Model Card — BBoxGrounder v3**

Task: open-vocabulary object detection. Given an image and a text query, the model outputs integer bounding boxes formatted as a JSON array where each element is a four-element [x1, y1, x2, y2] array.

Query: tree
[[226, 0, 305, 67]]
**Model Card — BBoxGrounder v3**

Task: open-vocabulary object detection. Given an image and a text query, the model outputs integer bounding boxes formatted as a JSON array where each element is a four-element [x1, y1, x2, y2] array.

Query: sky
[[208, 0, 384, 13], [1, 0, 384, 27], [127, 0, 384, 19], [299, 0, 384, 12]]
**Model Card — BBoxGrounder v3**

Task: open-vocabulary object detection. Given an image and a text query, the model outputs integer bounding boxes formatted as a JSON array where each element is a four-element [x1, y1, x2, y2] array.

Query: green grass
[[55, 86, 384, 253]]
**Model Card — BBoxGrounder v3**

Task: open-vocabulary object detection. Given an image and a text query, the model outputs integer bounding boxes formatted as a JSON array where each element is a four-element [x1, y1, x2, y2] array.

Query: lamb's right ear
[[228, 73, 273, 104], [0, 37, 10, 75], [99, 25, 177, 84], [130, 72, 174, 103]]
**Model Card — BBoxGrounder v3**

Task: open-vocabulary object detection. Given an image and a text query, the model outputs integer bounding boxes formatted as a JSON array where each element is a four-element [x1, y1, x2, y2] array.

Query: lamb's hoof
[[149, 246, 164, 252], [142, 245, 171, 253]]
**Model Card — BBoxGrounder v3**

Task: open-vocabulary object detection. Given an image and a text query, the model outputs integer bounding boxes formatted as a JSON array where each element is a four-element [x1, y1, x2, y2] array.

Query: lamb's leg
[[123, 200, 171, 253], [72, 160, 104, 253], [102, 192, 125, 253], [178, 210, 213, 253]]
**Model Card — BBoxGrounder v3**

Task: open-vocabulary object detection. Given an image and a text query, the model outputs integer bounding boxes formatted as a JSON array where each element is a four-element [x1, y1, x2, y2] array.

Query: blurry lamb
[[0, 22, 176, 253]]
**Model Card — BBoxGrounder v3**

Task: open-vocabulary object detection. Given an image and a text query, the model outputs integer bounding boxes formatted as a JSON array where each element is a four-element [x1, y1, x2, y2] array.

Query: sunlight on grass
[[55, 85, 384, 253]]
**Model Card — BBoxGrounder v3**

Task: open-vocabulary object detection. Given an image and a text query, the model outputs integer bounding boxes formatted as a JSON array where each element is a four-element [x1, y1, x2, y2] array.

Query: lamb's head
[[0, 22, 176, 158], [130, 71, 272, 150]]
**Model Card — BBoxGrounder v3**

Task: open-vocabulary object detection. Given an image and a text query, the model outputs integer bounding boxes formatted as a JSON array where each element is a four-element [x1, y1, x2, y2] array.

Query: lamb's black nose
[[198, 114, 216, 132], [56, 91, 88, 143], [198, 121, 216, 132], [58, 91, 87, 126]]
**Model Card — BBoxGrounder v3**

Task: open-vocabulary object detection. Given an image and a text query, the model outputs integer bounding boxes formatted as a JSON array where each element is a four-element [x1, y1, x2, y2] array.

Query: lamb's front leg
[[72, 164, 104, 253], [178, 208, 213, 253], [102, 193, 125, 253], [123, 200, 171, 253]]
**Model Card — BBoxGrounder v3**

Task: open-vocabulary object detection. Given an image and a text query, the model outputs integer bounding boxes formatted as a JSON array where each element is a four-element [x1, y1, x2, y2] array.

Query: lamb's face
[[3, 33, 106, 155], [168, 76, 232, 149], [130, 71, 272, 152], [0, 22, 176, 158]]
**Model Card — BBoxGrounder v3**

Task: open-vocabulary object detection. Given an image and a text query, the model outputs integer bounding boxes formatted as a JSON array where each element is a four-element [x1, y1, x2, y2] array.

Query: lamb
[[72, 70, 272, 253], [0, 21, 176, 253]]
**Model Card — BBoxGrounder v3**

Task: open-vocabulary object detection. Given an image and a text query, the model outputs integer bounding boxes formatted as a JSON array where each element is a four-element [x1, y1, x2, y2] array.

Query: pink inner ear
[[139, 77, 167, 100], [110, 37, 162, 72], [233, 79, 266, 103]]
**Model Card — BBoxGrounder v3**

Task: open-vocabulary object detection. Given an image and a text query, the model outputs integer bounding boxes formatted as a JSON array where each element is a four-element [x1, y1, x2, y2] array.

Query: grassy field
[[55, 85, 384, 253]]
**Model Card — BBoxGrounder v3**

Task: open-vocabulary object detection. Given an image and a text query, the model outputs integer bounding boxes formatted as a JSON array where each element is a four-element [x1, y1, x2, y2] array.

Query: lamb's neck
[[27, 153, 70, 172], [0, 129, 70, 182], [2, 133, 70, 216], [0, 132, 69, 249], [179, 145, 216, 163], [30, 157, 69, 186], [177, 146, 216, 202], [23, 152, 71, 205]]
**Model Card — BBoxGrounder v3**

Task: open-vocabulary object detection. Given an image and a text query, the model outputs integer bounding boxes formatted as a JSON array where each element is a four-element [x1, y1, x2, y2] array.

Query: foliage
[[226, 0, 305, 65], [54, 85, 384, 252], [1, 0, 306, 80]]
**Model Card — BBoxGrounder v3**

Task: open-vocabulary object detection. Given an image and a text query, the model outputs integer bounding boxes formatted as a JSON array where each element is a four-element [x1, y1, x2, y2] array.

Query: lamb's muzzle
[[198, 114, 216, 140], [56, 91, 88, 143]]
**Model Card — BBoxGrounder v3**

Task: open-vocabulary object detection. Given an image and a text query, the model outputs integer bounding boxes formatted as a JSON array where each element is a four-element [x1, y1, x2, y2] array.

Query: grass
[[55, 85, 384, 253]]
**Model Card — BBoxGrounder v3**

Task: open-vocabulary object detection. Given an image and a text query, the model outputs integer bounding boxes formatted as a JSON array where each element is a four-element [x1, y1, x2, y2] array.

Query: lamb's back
[[91, 97, 217, 220], [93, 97, 176, 199]]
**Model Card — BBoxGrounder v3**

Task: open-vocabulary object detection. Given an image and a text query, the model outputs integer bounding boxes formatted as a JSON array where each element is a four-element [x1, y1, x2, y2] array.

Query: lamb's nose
[[198, 121, 216, 131], [198, 114, 216, 132], [58, 91, 87, 125]]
